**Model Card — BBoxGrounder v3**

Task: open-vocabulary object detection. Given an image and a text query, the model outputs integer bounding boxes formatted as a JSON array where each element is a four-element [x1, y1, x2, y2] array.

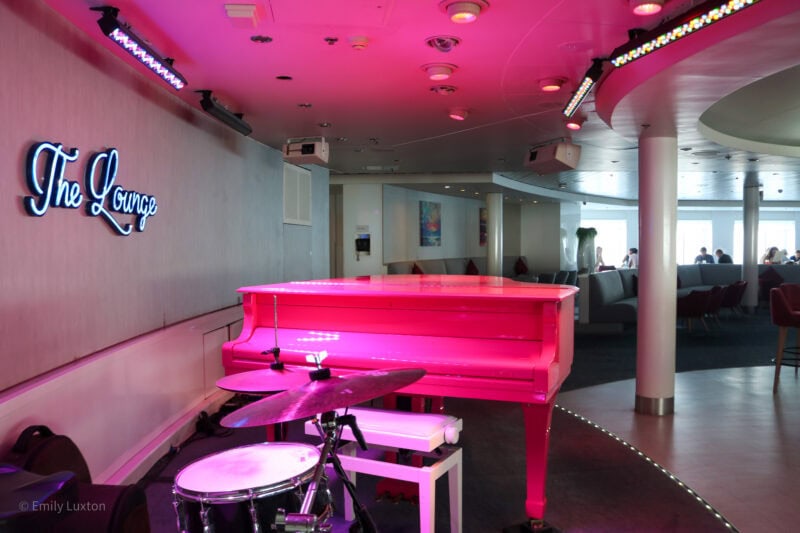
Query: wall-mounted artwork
[[419, 200, 441, 246], [479, 207, 487, 246]]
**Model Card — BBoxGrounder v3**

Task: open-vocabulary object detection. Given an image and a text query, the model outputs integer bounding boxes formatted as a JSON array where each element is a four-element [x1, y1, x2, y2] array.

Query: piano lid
[[238, 275, 578, 301]]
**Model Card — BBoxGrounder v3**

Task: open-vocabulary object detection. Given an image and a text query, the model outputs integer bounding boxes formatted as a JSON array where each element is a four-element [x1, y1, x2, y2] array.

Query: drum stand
[[274, 410, 378, 533]]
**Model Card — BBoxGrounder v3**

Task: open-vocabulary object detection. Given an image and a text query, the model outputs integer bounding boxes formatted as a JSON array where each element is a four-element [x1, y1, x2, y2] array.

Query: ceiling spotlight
[[423, 63, 457, 81], [448, 108, 469, 121], [539, 78, 565, 92], [630, 0, 664, 16], [430, 85, 458, 95], [566, 116, 585, 131], [440, 1, 489, 24]]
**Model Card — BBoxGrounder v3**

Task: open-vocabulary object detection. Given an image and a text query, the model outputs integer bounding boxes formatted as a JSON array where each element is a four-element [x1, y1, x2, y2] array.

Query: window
[[676, 220, 712, 264], [733, 220, 795, 263], [580, 219, 627, 269]]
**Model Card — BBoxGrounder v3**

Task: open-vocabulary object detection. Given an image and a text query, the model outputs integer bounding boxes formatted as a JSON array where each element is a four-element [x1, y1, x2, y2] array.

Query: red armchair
[[704, 285, 727, 327], [720, 280, 747, 317], [769, 284, 800, 393], [677, 289, 712, 333]]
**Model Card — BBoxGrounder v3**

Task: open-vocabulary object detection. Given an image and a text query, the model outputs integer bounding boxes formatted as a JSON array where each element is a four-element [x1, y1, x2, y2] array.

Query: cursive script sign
[[24, 142, 158, 236]]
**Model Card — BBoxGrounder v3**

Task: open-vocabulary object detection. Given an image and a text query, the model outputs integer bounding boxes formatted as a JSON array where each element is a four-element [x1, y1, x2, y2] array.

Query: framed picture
[[419, 200, 441, 247], [479, 207, 487, 246]]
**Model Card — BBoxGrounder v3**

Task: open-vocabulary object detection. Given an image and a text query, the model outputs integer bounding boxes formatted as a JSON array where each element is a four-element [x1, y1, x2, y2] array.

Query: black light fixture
[[562, 59, 604, 118], [197, 90, 252, 136], [90, 6, 187, 91]]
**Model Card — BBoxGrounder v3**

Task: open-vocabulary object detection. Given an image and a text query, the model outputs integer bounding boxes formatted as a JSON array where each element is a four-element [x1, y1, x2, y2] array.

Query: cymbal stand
[[274, 411, 378, 533]]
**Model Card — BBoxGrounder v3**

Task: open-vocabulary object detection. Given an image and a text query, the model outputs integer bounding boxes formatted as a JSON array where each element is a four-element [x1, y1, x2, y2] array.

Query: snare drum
[[173, 442, 323, 533]]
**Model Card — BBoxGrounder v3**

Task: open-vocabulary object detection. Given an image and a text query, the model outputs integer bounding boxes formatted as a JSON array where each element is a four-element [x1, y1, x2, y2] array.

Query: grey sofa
[[385, 256, 538, 282], [586, 264, 745, 324]]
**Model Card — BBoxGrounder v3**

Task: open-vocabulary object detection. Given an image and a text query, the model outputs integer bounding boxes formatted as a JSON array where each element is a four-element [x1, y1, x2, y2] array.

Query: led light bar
[[91, 6, 187, 91], [610, 0, 762, 68], [198, 90, 253, 136], [562, 60, 604, 118]]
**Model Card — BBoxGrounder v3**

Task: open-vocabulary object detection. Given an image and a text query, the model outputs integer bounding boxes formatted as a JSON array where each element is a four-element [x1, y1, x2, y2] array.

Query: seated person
[[627, 247, 639, 268], [694, 247, 715, 264], [715, 248, 733, 264], [789, 249, 800, 263], [761, 246, 779, 264]]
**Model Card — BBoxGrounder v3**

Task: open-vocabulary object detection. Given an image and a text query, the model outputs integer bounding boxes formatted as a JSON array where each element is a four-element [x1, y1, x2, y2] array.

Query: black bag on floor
[[3, 425, 150, 532], [5, 425, 92, 483]]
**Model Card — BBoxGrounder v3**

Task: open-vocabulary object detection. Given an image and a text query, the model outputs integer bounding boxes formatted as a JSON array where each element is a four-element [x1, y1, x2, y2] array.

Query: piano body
[[222, 274, 577, 521]]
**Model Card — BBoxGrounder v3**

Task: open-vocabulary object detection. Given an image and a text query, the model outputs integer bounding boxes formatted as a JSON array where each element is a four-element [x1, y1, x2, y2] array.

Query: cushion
[[444, 258, 467, 274], [677, 265, 703, 288], [589, 271, 625, 307], [618, 268, 638, 298], [411, 263, 423, 274], [514, 257, 528, 275], [465, 259, 479, 275]]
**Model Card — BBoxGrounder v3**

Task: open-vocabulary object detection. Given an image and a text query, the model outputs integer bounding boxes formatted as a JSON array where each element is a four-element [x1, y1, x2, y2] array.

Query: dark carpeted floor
[[142, 311, 772, 532]]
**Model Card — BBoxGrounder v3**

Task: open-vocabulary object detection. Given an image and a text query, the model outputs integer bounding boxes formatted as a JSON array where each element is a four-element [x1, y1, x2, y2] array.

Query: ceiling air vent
[[425, 35, 461, 53]]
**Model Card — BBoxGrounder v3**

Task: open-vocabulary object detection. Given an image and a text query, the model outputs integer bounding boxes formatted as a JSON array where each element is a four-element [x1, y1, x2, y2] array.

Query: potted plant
[[576, 227, 597, 274]]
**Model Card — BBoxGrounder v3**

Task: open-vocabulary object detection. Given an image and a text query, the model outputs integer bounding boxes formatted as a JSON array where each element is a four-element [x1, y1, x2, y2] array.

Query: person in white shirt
[[627, 247, 639, 268]]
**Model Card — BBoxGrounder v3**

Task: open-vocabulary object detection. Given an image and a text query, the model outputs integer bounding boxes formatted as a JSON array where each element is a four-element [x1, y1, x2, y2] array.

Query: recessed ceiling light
[[440, 1, 489, 24], [448, 108, 468, 121], [444, 185, 451, 189], [318, 122, 331, 128], [423, 63, 458, 81], [276, 75, 293, 81], [539, 78, 565, 92], [297, 103, 312, 108], [748, 157, 759, 162], [629, 0, 664, 16], [349, 36, 369, 50], [565, 116, 585, 131]]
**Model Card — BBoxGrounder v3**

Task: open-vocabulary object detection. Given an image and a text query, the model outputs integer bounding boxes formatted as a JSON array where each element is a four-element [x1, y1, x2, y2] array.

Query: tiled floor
[[556, 365, 800, 533]]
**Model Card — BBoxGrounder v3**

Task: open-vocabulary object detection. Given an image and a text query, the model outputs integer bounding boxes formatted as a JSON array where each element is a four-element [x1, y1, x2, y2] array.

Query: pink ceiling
[[37, 0, 800, 202]]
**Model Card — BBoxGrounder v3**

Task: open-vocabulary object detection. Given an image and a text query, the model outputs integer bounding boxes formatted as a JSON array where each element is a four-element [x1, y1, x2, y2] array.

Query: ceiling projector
[[524, 141, 581, 175], [283, 137, 329, 165]]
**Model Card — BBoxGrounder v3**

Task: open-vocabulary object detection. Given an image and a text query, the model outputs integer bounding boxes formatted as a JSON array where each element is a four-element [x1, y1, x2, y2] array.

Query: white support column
[[635, 133, 677, 416], [486, 192, 503, 276], [743, 174, 760, 310]]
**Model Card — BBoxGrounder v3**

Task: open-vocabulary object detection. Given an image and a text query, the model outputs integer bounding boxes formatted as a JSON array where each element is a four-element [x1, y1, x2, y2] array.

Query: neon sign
[[24, 142, 158, 236]]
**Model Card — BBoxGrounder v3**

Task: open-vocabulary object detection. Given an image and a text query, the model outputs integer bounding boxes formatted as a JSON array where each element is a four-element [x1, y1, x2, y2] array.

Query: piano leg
[[522, 397, 556, 521]]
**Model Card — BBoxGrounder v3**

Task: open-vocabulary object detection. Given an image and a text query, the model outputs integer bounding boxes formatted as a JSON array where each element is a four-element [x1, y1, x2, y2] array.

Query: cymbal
[[216, 366, 329, 394], [221, 368, 426, 428]]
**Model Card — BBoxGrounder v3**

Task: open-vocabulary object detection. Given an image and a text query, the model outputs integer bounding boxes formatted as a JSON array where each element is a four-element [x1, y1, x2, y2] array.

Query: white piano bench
[[304, 407, 463, 533]]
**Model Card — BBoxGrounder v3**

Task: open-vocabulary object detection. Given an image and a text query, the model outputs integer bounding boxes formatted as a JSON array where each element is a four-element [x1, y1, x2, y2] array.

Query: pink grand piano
[[222, 274, 577, 523]]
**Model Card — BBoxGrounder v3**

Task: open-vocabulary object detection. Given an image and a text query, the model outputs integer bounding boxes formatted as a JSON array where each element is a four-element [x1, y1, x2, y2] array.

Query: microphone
[[263, 295, 284, 370]]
